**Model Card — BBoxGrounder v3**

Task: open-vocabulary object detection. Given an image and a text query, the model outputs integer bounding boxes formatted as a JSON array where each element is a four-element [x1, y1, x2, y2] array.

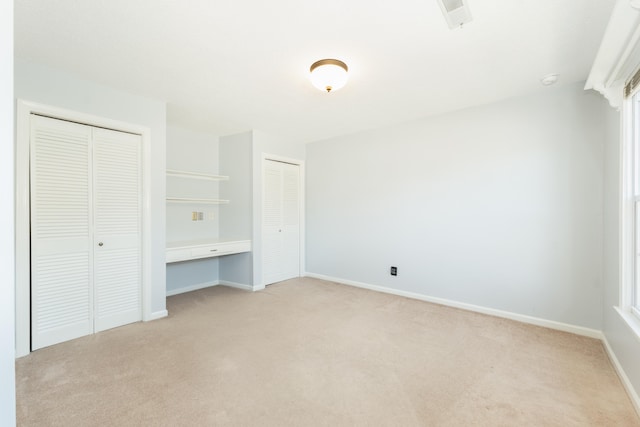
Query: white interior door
[[262, 159, 300, 285], [93, 128, 142, 332], [30, 115, 142, 350], [30, 115, 94, 350]]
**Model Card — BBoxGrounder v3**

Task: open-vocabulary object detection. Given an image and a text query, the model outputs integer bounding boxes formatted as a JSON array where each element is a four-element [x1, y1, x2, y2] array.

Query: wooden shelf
[[166, 197, 229, 204], [166, 169, 229, 181]]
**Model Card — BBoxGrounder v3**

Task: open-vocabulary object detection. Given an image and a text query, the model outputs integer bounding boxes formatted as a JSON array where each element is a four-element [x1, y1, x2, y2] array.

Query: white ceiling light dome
[[309, 59, 349, 93]]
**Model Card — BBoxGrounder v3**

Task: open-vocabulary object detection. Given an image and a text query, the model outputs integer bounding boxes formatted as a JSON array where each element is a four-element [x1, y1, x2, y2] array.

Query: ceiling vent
[[436, 0, 473, 29]]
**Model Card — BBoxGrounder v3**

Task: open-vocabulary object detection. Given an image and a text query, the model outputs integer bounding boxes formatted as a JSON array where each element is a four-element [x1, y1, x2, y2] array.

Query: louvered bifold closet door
[[30, 115, 93, 350], [262, 160, 283, 285], [93, 127, 142, 332], [262, 160, 300, 285], [280, 162, 300, 280]]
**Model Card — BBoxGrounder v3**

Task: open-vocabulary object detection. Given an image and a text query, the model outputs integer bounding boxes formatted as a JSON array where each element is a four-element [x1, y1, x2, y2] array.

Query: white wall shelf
[[166, 169, 229, 181], [166, 169, 229, 204], [166, 197, 229, 204]]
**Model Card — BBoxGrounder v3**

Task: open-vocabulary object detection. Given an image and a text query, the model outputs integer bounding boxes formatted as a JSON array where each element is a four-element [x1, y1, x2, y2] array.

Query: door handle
[[98, 242, 104, 247]]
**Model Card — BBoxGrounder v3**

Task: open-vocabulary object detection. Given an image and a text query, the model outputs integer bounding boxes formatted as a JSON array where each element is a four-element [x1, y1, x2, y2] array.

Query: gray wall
[[306, 82, 605, 329], [166, 259, 218, 294], [166, 125, 220, 242], [15, 59, 168, 317], [167, 128, 306, 290], [218, 130, 306, 287], [2, 0, 15, 424], [166, 125, 220, 294], [602, 101, 640, 398], [219, 131, 254, 285]]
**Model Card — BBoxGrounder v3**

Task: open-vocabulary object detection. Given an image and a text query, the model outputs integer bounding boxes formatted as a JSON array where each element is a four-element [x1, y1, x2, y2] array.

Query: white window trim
[[619, 90, 640, 342], [584, 2, 640, 110], [587, 0, 640, 341]]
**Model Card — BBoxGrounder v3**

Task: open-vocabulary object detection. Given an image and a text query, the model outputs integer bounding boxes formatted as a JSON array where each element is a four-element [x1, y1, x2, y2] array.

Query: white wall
[[307, 82, 604, 329], [166, 125, 220, 294], [602, 102, 640, 399], [14, 59, 168, 317], [1, 0, 16, 424]]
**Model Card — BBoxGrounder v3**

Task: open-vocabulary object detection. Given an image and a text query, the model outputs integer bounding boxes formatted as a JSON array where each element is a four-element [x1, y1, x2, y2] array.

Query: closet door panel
[[281, 162, 300, 280], [262, 160, 284, 284], [93, 128, 142, 331], [262, 160, 300, 285], [30, 115, 93, 350]]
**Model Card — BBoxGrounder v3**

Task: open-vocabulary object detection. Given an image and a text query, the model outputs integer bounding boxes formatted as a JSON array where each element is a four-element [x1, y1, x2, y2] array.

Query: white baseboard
[[146, 310, 168, 321], [166, 280, 261, 296], [304, 272, 602, 339], [602, 335, 640, 417], [218, 280, 255, 292], [166, 281, 219, 297]]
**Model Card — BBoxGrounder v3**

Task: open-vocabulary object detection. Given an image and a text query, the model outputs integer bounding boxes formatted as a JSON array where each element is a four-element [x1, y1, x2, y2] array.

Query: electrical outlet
[[207, 211, 215, 221], [198, 211, 204, 221], [191, 211, 198, 221], [390, 266, 397, 276]]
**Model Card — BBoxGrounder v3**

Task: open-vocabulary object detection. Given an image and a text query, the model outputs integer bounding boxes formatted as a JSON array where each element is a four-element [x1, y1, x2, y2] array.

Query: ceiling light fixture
[[540, 73, 559, 86], [309, 59, 349, 93], [436, 0, 473, 29]]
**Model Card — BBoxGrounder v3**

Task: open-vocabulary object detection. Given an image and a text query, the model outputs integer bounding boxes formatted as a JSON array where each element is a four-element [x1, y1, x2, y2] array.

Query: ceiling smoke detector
[[436, 0, 473, 29], [540, 73, 559, 86]]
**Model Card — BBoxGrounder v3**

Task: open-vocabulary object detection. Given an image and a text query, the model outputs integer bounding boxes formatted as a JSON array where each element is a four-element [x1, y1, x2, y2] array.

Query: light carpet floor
[[16, 277, 640, 426]]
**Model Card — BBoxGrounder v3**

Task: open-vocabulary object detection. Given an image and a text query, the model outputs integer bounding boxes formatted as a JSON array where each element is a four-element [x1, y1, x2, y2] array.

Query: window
[[633, 89, 640, 319], [622, 69, 640, 327]]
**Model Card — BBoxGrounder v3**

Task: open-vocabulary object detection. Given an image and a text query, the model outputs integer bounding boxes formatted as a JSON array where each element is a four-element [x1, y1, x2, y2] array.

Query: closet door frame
[[257, 153, 305, 289], [15, 99, 152, 357]]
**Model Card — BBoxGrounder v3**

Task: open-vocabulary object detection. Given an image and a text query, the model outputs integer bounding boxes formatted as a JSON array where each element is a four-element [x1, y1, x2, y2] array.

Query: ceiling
[[14, 0, 615, 144]]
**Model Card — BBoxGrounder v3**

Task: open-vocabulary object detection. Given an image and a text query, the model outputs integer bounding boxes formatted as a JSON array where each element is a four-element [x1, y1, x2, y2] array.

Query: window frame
[[620, 88, 640, 337]]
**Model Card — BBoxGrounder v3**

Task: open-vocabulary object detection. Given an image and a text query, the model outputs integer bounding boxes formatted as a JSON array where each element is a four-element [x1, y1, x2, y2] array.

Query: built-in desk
[[166, 238, 251, 263]]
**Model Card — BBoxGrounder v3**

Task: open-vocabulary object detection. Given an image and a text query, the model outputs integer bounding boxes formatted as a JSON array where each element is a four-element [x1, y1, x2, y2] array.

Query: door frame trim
[[15, 99, 152, 357]]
